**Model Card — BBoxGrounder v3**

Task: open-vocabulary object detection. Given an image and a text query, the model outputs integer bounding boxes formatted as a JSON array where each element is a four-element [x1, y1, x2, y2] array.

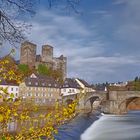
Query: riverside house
[[75, 78, 95, 94], [19, 73, 61, 105], [0, 80, 19, 102], [61, 78, 82, 96]]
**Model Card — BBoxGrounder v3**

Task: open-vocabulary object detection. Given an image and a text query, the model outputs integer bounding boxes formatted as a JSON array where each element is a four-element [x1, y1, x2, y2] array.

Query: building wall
[[20, 41, 67, 80], [19, 83, 61, 105], [53, 56, 67, 80], [0, 85, 19, 100], [42, 45, 53, 63], [61, 88, 80, 96], [20, 41, 37, 68]]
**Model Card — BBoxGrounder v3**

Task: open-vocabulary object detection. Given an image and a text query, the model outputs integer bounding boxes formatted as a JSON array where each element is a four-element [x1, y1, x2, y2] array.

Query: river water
[[55, 110, 140, 140]]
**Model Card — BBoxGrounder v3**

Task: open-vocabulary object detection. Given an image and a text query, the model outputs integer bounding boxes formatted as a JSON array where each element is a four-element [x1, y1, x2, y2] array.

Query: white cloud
[[25, 5, 140, 83]]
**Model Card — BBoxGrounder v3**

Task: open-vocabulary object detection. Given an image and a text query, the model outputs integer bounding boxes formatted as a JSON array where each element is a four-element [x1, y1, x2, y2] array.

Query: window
[[35, 82, 38, 86], [63, 89, 66, 92], [11, 87, 13, 91], [69, 89, 72, 93], [16, 88, 18, 91], [15, 93, 18, 97], [27, 93, 32, 96], [48, 93, 52, 97], [48, 84, 51, 87], [28, 82, 31, 85], [36, 93, 38, 96], [42, 83, 45, 86]]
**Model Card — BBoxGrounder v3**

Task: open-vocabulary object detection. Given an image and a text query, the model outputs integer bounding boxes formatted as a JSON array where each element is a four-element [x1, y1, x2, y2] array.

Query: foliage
[[18, 64, 30, 77], [0, 55, 23, 84], [0, 55, 79, 140], [37, 64, 50, 76], [49, 69, 63, 83]]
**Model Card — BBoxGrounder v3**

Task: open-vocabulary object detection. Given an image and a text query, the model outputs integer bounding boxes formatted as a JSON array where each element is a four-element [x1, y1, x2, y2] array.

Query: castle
[[20, 41, 67, 79]]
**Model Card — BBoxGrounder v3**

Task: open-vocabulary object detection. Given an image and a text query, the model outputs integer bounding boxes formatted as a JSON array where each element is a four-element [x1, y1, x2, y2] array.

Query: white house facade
[[61, 78, 81, 97], [0, 80, 19, 101]]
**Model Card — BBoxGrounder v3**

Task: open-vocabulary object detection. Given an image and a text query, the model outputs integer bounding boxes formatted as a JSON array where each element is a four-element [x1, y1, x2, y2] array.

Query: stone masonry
[[20, 41, 67, 79]]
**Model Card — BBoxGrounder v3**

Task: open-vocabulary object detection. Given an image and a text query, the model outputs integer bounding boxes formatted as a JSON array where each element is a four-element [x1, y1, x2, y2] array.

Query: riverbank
[[54, 110, 101, 140]]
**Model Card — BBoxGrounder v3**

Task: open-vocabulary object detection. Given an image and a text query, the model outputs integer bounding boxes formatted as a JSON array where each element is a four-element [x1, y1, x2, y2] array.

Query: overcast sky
[[1, 0, 140, 83]]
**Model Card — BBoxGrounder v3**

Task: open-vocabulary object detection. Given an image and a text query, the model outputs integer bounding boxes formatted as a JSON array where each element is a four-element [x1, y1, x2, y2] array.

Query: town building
[[19, 73, 61, 105], [0, 80, 19, 102], [75, 78, 95, 94], [61, 78, 82, 97], [20, 41, 67, 80]]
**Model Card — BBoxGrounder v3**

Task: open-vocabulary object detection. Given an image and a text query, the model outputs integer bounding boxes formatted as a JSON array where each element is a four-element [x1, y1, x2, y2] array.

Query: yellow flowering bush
[[0, 54, 79, 140]]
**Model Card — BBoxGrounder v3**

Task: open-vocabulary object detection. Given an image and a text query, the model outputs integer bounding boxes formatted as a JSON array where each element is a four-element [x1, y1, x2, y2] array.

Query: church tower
[[20, 41, 37, 68]]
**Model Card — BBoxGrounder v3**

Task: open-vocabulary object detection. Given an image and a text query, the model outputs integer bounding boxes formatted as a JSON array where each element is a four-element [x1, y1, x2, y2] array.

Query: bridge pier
[[104, 100, 126, 114]]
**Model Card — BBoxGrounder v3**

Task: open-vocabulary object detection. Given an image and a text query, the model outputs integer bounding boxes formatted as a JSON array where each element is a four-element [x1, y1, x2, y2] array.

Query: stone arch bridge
[[62, 90, 140, 114], [106, 91, 140, 114], [62, 91, 107, 111]]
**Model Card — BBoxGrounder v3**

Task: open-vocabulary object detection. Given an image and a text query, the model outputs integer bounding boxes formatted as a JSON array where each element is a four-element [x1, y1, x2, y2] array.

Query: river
[[55, 110, 140, 140]]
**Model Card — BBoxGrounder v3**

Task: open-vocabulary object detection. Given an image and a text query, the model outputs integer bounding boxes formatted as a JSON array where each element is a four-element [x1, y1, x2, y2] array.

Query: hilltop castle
[[20, 41, 67, 79]]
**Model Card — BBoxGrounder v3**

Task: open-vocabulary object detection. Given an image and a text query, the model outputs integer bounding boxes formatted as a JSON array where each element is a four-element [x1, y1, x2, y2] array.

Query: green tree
[[18, 64, 30, 76], [37, 64, 49, 75]]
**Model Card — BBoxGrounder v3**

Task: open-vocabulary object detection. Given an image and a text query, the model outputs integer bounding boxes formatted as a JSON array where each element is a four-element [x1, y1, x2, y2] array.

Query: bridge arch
[[119, 96, 140, 113], [84, 94, 105, 111]]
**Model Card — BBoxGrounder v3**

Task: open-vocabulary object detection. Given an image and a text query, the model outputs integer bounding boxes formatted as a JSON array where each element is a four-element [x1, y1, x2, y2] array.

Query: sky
[[1, 0, 140, 83]]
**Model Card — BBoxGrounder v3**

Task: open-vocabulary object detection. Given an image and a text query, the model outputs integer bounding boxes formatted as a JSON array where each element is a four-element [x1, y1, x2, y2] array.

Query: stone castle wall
[[20, 41, 67, 79]]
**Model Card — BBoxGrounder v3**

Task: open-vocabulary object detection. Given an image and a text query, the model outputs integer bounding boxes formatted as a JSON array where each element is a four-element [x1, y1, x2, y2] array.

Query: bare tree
[[0, 0, 81, 47], [0, 0, 36, 47]]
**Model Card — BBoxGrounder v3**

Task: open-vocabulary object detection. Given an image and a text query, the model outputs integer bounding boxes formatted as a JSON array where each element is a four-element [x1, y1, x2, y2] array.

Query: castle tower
[[20, 41, 37, 68], [42, 45, 53, 62], [59, 55, 67, 80], [53, 55, 67, 80]]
